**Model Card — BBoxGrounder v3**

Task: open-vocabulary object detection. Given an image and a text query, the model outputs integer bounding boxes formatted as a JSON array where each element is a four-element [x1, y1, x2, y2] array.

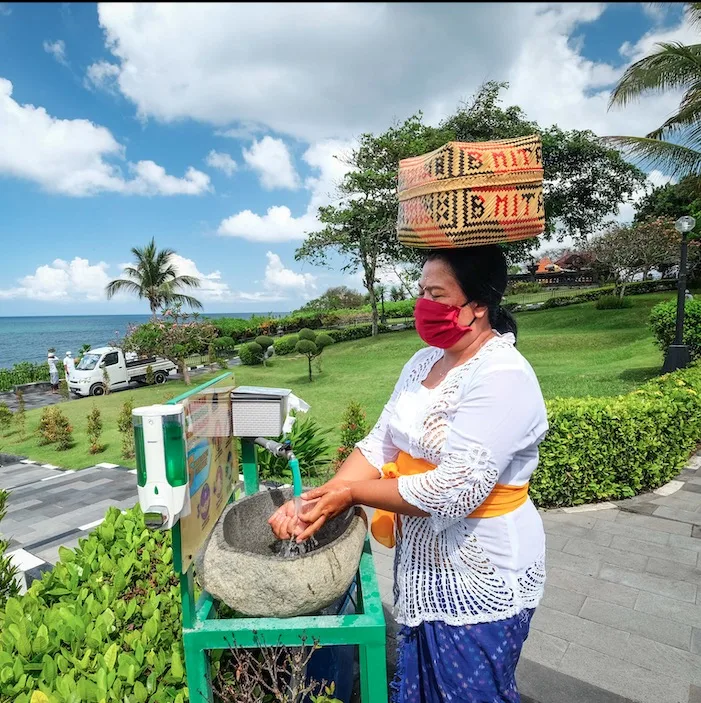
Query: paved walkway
[[372, 453, 701, 703], [2, 452, 701, 702]]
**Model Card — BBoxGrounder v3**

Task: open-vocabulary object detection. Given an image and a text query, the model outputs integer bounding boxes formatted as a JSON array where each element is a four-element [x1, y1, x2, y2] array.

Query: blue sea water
[[0, 313, 286, 368]]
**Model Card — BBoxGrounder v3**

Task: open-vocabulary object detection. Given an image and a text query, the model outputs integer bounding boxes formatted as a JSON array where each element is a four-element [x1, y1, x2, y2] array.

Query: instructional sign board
[[179, 385, 236, 572]]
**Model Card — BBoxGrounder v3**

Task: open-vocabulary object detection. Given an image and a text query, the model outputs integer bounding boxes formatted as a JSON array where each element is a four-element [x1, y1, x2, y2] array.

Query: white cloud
[[242, 137, 299, 190], [218, 139, 353, 242], [263, 252, 316, 297], [614, 169, 676, 224], [43, 39, 67, 66], [166, 254, 232, 301], [85, 60, 121, 93], [205, 149, 237, 176], [0, 258, 111, 301], [0, 77, 211, 196], [215, 121, 267, 141], [91, 3, 685, 144]]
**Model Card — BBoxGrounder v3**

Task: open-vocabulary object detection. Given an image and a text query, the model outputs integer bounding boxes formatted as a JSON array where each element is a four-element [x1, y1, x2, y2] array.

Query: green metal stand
[[168, 377, 388, 703]]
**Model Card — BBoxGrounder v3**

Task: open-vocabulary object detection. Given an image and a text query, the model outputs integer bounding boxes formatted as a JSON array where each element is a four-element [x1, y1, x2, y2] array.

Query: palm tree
[[606, 4, 701, 177], [106, 239, 202, 319]]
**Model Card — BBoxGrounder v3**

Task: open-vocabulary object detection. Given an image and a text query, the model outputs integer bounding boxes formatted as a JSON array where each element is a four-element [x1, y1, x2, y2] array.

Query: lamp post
[[662, 215, 695, 374], [527, 256, 538, 283]]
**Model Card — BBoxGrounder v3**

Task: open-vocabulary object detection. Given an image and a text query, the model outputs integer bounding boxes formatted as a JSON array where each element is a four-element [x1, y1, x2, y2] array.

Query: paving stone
[[590, 517, 671, 546], [545, 522, 612, 547], [645, 556, 701, 586], [694, 525, 701, 538], [619, 633, 701, 688], [544, 566, 639, 608], [557, 643, 690, 703], [683, 482, 701, 494], [580, 597, 692, 649], [601, 562, 697, 602], [540, 584, 587, 615], [615, 510, 692, 535], [521, 629, 569, 668], [669, 532, 701, 553], [653, 505, 701, 525], [546, 548, 601, 578], [531, 605, 630, 658], [635, 590, 701, 629], [609, 534, 698, 565], [562, 537, 649, 571], [517, 658, 633, 703], [543, 533, 569, 551], [542, 513, 598, 530], [693, 628, 701, 655], [690, 684, 701, 703], [649, 494, 701, 512]]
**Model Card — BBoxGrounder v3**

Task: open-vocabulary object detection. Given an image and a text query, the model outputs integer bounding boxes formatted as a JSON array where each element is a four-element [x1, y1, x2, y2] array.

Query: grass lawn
[[0, 291, 675, 470]]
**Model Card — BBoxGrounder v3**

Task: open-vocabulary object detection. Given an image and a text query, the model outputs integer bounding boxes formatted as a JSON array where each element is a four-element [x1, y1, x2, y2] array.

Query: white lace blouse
[[356, 333, 548, 627]]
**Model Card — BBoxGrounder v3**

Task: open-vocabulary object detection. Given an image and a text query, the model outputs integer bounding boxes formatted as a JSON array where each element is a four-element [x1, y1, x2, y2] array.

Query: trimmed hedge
[[239, 342, 263, 366], [533, 364, 701, 507], [0, 506, 191, 703], [273, 334, 299, 356], [650, 298, 701, 360]]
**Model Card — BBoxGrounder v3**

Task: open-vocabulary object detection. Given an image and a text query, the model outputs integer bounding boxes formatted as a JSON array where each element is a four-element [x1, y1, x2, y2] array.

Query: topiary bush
[[650, 298, 701, 360], [273, 334, 299, 356], [239, 341, 264, 366], [533, 364, 701, 507], [298, 328, 316, 342], [595, 294, 633, 310]]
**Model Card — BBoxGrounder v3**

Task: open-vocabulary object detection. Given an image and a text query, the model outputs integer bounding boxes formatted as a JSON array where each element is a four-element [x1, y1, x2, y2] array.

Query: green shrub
[[14, 390, 25, 439], [507, 281, 542, 296], [533, 364, 701, 507], [213, 336, 236, 355], [255, 335, 274, 351], [0, 489, 19, 607], [37, 406, 72, 449], [0, 403, 12, 435], [0, 506, 190, 703], [87, 405, 105, 455], [273, 334, 299, 356], [650, 298, 701, 359], [256, 414, 333, 483], [334, 401, 370, 470], [595, 295, 633, 310], [298, 328, 316, 342], [316, 333, 334, 349], [239, 342, 264, 366], [145, 364, 155, 386], [118, 397, 135, 459]]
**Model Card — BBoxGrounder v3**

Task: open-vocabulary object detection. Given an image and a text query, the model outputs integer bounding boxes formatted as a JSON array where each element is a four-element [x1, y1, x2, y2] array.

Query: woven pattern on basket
[[397, 135, 545, 249]]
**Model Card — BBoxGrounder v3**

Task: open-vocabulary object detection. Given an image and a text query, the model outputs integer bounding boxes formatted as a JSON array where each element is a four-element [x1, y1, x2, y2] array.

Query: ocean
[[0, 313, 286, 368]]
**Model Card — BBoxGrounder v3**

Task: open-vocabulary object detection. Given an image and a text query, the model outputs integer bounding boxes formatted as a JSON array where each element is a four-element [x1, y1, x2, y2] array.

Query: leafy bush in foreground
[[650, 298, 701, 360]]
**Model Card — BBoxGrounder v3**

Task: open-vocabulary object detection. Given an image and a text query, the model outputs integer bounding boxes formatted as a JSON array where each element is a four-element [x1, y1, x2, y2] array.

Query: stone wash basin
[[196, 488, 367, 618]]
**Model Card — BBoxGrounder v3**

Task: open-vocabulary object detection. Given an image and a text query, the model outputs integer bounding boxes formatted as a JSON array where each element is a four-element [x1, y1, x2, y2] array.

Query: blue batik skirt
[[391, 609, 534, 703]]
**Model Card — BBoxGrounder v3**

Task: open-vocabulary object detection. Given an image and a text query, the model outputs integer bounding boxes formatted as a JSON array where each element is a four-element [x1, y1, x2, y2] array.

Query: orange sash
[[370, 450, 530, 548]]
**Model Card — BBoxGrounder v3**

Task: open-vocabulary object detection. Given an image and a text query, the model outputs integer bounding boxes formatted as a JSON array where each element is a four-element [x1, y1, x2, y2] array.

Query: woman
[[270, 244, 548, 703]]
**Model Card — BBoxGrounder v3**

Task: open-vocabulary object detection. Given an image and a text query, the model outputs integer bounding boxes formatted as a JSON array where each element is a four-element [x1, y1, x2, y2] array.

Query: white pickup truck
[[68, 346, 177, 397]]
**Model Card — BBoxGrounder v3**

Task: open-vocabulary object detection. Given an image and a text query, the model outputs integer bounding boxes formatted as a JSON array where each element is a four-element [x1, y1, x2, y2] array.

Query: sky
[[0, 2, 695, 316]]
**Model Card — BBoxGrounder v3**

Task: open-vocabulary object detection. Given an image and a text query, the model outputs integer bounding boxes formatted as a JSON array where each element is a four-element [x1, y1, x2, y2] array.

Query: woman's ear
[[460, 302, 487, 326]]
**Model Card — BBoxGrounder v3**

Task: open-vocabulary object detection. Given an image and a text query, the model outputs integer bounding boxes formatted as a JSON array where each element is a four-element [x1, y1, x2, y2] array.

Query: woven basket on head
[[397, 134, 545, 249]]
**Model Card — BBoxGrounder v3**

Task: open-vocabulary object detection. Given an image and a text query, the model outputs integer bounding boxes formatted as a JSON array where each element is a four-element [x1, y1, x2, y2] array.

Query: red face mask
[[414, 298, 476, 349]]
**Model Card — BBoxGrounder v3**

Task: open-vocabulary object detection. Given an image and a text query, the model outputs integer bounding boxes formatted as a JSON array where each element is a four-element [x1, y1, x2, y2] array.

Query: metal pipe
[[674, 232, 689, 346], [253, 437, 303, 497]]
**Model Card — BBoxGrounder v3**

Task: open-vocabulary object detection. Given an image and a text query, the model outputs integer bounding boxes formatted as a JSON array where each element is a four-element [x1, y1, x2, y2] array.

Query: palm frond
[[105, 279, 144, 299], [170, 275, 201, 289], [609, 42, 701, 109], [166, 293, 204, 310], [602, 135, 701, 177]]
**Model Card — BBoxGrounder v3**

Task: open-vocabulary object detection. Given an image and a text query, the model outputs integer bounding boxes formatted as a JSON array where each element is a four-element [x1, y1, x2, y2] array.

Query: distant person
[[686, 289, 694, 301], [63, 351, 75, 381], [47, 352, 60, 394]]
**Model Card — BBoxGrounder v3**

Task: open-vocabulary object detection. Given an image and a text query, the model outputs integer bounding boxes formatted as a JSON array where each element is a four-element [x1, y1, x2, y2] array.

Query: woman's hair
[[424, 245, 518, 340]]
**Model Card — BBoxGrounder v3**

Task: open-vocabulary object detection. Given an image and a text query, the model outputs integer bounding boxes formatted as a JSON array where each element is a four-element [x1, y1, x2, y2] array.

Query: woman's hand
[[268, 499, 303, 540], [295, 480, 354, 543]]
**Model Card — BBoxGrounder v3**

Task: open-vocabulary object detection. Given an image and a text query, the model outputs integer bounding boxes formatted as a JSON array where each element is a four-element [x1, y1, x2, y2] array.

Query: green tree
[[442, 82, 646, 248], [607, 4, 701, 176], [295, 329, 334, 381], [634, 174, 701, 223], [121, 305, 217, 384], [296, 115, 453, 335], [300, 286, 366, 311], [106, 238, 202, 319], [334, 401, 370, 470]]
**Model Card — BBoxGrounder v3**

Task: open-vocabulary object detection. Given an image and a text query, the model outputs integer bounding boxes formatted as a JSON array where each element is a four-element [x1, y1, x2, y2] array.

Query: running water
[[277, 497, 319, 557]]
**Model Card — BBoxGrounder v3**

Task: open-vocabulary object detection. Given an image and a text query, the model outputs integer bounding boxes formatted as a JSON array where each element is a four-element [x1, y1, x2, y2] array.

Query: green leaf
[[170, 649, 184, 681], [57, 546, 74, 563], [104, 643, 118, 671]]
